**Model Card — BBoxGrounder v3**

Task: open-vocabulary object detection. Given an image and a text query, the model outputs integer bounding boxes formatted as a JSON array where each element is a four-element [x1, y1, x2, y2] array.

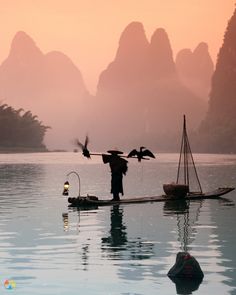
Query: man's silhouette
[[102, 150, 128, 201]]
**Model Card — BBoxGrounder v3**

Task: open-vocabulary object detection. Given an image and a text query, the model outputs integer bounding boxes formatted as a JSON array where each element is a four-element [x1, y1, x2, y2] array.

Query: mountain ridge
[[198, 7, 236, 153], [0, 26, 213, 151], [0, 31, 91, 149]]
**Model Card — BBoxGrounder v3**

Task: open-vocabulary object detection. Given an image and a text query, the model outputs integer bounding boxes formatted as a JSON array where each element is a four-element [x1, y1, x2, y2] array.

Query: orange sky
[[0, 0, 235, 94]]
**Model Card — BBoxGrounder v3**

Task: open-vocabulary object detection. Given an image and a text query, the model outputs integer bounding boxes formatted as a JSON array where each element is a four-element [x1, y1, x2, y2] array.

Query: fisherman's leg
[[111, 174, 121, 201], [112, 193, 120, 201]]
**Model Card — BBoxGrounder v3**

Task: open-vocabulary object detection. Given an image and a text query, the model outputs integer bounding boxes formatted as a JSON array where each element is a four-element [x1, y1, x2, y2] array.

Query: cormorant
[[127, 146, 155, 162], [75, 135, 91, 158]]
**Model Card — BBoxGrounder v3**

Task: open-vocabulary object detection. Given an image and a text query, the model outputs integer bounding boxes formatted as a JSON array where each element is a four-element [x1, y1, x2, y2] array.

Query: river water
[[0, 152, 235, 294]]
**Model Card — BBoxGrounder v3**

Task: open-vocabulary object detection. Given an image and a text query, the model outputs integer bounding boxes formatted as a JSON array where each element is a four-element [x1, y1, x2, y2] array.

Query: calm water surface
[[0, 152, 235, 294]]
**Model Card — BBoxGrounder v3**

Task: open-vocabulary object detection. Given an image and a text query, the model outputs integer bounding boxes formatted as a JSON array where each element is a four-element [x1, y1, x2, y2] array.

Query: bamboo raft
[[68, 187, 234, 207]]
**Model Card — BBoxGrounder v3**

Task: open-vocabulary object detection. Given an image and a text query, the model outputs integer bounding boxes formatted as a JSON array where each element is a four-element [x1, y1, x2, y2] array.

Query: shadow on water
[[163, 199, 203, 253], [62, 193, 236, 293], [100, 204, 157, 283], [169, 276, 203, 295], [101, 205, 155, 261], [163, 196, 235, 294], [217, 196, 235, 208], [163, 199, 190, 215], [66, 204, 163, 283], [101, 205, 128, 252], [163, 199, 204, 294], [0, 154, 236, 294], [64, 207, 100, 271]]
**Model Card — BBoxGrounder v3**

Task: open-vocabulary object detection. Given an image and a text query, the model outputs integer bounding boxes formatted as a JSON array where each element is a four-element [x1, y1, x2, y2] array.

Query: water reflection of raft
[[68, 187, 234, 207]]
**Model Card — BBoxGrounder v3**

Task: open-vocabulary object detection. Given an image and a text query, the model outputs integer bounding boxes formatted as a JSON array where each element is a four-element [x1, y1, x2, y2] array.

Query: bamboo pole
[[89, 152, 150, 160]]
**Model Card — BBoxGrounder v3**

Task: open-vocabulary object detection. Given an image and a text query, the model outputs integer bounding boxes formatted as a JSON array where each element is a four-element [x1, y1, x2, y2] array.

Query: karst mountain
[[0, 26, 214, 151], [0, 31, 91, 149], [199, 7, 236, 153]]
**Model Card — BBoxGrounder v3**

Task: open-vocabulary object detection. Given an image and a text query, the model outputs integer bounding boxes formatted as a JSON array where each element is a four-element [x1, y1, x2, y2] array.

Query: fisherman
[[102, 150, 128, 201]]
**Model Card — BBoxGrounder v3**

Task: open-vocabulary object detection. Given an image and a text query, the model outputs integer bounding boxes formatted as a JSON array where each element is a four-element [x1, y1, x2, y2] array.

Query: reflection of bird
[[75, 135, 91, 158], [127, 146, 155, 162]]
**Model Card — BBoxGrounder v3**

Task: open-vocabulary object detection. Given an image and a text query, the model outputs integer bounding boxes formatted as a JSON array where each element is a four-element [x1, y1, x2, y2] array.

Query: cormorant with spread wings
[[127, 147, 155, 162]]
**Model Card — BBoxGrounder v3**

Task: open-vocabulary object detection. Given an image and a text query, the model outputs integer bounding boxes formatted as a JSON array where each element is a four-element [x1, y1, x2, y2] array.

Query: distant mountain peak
[[150, 27, 174, 56], [9, 31, 42, 59], [0, 30, 90, 150], [45, 50, 76, 65], [149, 27, 176, 78], [13, 30, 34, 42], [150, 28, 169, 42], [193, 42, 209, 59], [120, 21, 145, 37], [194, 42, 208, 51], [115, 21, 149, 61], [176, 42, 214, 100]]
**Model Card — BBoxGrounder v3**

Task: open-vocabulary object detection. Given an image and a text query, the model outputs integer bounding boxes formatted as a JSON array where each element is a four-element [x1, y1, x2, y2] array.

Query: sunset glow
[[0, 0, 235, 93]]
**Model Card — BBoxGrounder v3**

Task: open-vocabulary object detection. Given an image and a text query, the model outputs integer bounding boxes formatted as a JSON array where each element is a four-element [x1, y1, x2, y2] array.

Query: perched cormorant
[[127, 146, 155, 162]]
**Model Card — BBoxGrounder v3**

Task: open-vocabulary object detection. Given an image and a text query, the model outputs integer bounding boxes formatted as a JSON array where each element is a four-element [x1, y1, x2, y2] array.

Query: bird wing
[[142, 149, 155, 158], [75, 137, 91, 158], [127, 149, 138, 158], [75, 139, 84, 150], [85, 135, 89, 148]]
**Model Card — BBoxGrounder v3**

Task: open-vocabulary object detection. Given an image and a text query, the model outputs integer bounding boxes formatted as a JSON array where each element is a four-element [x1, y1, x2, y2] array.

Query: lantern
[[62, 181, 69, 196]]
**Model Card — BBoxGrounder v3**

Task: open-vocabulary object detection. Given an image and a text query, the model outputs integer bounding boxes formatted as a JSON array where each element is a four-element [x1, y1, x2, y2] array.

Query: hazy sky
[[0, 0, 235, 94]]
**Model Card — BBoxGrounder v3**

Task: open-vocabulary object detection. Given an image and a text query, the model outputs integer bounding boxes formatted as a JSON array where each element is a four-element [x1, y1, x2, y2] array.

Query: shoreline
[[0, 147, 49, 153]]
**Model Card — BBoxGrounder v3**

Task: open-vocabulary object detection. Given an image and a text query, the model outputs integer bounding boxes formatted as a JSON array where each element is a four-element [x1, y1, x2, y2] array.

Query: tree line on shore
[[0, 103, 50, 150]]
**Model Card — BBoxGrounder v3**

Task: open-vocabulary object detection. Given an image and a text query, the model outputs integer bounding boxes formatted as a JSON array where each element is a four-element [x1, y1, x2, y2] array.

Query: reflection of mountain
[[0, 31, 91, 149]]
